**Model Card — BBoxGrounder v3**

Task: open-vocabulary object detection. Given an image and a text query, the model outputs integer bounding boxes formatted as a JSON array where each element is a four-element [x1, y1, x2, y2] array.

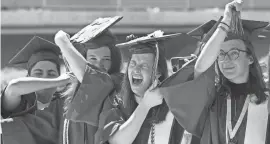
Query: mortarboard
[[117, 30, 183, 83], [187, 19, 217, 40], [9, 36, 62, 70], [163, 33, 199, 59], [117, 31, 200, 81], [71, 16, 123, 55], [117, 32, 198, 59], [162, 33, 199, 72], [188, 17, 269, 43]]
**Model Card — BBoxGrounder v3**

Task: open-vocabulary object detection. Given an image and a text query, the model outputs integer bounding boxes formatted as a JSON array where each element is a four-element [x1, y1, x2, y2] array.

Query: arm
[[3, 74, 71, 111], [194, 19, 229, 77], [54, 30, 87, 82], [150, 64, 216, 137], [109, 80, 162, 144], [109, 103, 150, 144], [194, 1, 241, 77]]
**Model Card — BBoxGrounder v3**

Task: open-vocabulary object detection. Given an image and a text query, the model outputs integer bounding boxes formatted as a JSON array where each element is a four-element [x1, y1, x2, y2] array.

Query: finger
[[234, 2, 242, 11], [151, 79, 159, 89], [235, 0, 243, 4], [66, 33, 71, 39]]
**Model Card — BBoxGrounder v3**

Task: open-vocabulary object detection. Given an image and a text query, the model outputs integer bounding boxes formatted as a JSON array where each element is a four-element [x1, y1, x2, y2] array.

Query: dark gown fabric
[[157, 61, 270, 144], [1, 89, 65, 144], [95, 89, 201, 144], [65, 63, 120, 126], [63, 63, 123, 144], [217, 82, 249, 144], [159, 60, 216, 137]]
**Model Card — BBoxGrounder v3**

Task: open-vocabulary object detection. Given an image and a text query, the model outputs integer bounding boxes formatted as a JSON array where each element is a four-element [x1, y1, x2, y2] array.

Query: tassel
[[230, 2, 244, 37]]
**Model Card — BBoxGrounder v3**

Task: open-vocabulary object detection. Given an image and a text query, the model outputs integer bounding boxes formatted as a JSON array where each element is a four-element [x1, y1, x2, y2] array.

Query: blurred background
[[1, 0, 270, 68]]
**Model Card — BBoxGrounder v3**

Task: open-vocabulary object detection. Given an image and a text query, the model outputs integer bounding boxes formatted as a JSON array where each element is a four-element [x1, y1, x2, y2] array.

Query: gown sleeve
[[1, 109, 59, 144], [95, 95, 126, 144], [159, 62, 216, 137], [65, 63, 116, 126], [1, 86, 37, 118]]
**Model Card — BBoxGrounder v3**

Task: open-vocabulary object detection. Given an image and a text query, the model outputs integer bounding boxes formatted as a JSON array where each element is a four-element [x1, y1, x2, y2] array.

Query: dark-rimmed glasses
[[218, 49, 249, 61]]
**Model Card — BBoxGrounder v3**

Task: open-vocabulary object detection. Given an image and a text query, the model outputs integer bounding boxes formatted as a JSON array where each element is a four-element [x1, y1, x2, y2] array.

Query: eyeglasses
[[218, 49, 249, 61]]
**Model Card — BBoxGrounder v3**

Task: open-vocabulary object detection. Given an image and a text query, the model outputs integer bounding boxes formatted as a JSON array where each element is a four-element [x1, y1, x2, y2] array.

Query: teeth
[[132, 76, 143, 79]]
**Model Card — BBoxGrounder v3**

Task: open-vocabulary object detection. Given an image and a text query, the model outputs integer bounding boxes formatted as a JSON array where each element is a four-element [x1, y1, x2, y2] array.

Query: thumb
[[150, 78, 159, 90], [233, 0, 243, 11]]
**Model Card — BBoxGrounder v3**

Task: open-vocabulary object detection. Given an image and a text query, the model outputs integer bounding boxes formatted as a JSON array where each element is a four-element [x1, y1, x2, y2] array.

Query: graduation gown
[[1, 90, 65, 144], [158, 61, 270, 144], [95, 92, 201, 144], [64, 63, 123, 144]]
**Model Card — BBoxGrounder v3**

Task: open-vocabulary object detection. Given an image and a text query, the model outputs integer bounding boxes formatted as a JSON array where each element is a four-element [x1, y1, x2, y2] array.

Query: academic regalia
[[159, 18, 270, 144], [1, 36, 65, 144], [1, 97, 65, 144], [95, 31, 202, 144], [62, 16, 124, 144]]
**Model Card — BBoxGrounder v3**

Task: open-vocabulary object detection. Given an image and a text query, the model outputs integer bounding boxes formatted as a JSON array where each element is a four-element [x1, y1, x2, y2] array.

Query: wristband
[[218, 25, 229, 34], [220, 22, 230, 29]]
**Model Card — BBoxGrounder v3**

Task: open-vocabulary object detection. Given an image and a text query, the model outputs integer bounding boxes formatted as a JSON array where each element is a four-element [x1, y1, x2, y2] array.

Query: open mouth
[[132, 76, 143, 85]]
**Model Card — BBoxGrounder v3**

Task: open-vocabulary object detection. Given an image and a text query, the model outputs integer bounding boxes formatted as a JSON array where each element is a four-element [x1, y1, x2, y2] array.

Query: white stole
[[148, 111, 193, 144], [244, 99, 269, 144], [226, 98, 269, 144]]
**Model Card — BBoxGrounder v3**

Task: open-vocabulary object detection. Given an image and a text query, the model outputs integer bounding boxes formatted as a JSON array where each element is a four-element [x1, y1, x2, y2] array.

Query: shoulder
[[110, 73, 124, 92]]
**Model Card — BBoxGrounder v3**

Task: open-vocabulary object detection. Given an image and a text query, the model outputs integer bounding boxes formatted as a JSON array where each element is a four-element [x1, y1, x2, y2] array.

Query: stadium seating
[[2, 0, 270, 10]]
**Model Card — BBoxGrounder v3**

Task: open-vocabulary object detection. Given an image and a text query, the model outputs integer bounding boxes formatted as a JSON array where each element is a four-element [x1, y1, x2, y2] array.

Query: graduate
[[54, 16, 123, 144], [146, 1, 270, 144], [95, 31, 203, 144], [1, 36, 72, 144]]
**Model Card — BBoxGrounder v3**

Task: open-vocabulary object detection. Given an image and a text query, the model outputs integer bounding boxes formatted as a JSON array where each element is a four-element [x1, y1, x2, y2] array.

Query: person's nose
[[223, 54, 232, 62], [133, 65, 141, 74]]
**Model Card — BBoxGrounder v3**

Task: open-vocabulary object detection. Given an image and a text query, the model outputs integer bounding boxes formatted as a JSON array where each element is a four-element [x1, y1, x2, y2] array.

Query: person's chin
[[131, 87, 145, 97]]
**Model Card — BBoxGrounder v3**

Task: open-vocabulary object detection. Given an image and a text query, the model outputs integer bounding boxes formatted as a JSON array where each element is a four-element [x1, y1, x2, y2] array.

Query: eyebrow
[[230, 47, 239, 50], [33, 69, 42, 72], [87, 55, 96, 57], [48, 69, 57, 73]]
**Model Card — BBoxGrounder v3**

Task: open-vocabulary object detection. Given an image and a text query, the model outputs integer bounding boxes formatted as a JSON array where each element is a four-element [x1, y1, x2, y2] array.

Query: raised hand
[[223, 0, 243, 25], [54, 30, 71, 46], [142, 79, 163, 109]]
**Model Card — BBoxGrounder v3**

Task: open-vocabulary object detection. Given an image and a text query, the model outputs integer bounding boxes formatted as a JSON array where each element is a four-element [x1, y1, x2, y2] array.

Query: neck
[[134, 93, 144, 104]]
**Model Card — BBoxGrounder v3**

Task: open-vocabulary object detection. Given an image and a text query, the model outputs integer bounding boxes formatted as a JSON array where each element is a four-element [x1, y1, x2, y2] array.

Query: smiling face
[[86, 46, 112, 72], [128, 53, 155, 97], [29, 60, 60, 103], [218, 39, 253, 83]]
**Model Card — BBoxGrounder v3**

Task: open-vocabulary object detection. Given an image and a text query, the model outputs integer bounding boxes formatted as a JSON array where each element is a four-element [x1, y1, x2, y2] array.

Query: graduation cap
[[71, 16, 122, 43], [162, 33, 199, 72], [71, 16, 123, 57], [117, 30, 184, 83], [187, 19, 217, 40], [117, 32, 198, 58], [188, 17, 269, 43], [9, 36, 62, 70]]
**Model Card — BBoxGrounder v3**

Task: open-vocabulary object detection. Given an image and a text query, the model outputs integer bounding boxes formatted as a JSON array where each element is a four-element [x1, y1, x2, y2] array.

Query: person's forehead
[[31, 61, 57, 70], [87, 46, 111, 55], [131, 53, 155, 62], [221, 39, 246, 51]]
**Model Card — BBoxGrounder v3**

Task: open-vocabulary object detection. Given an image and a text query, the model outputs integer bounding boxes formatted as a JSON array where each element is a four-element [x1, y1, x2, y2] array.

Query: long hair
[[215, 40, 268, 104], [116, 44, 169, 124]]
